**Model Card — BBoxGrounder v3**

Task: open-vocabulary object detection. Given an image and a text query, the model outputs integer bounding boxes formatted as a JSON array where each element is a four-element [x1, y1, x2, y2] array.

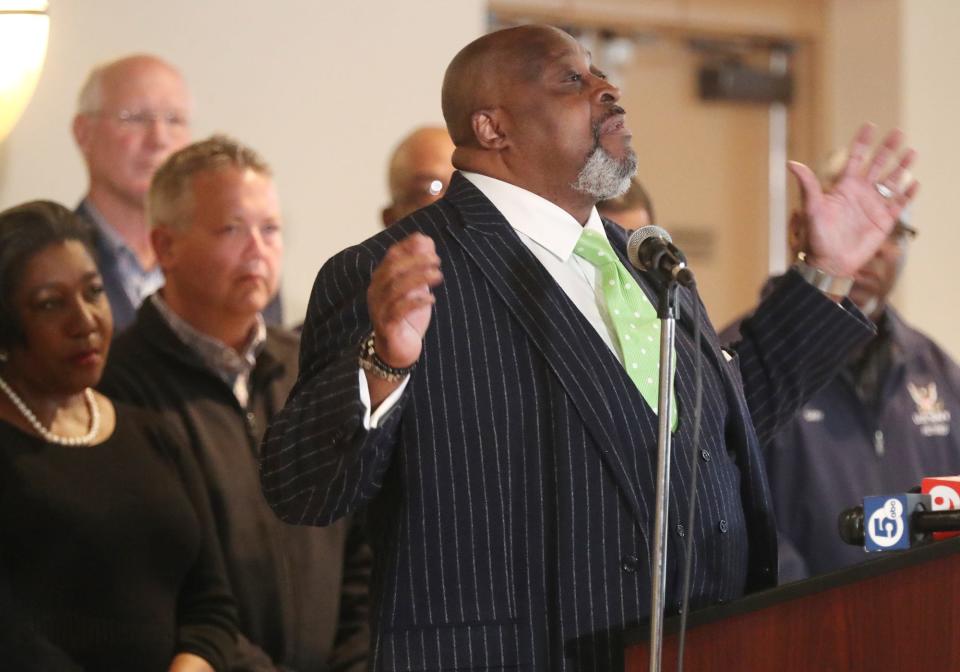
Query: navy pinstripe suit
[[260, 173, 872, 671]]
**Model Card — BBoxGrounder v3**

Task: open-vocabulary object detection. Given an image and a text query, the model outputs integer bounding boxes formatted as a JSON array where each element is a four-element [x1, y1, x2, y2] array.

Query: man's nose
[[245, 226, 271, 256], [593, 76, 621, 105], [144, 117, 172, 148]]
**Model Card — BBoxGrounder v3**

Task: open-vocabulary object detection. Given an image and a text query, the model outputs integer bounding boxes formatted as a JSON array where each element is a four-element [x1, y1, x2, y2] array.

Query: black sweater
[[101, 299, 369, 671], [0, 404, 237, 671]]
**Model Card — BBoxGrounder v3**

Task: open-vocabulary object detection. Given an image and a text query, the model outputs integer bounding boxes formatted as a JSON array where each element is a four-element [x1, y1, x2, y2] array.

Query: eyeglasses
[[396, 177, 448, 207], [94, 109, 190, 129], [891, 220, 918, 244]]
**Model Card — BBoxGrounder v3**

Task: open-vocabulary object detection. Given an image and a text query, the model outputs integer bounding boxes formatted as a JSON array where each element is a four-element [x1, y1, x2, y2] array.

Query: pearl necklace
[[0, 373, 100, 446]]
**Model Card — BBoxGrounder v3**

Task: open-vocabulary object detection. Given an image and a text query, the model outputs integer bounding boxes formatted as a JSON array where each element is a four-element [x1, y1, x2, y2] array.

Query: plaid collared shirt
[[150, 293, 267, 407]]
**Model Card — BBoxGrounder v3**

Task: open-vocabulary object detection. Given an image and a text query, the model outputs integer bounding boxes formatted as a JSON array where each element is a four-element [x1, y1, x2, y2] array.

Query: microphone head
[[838, 505, 865, 546], [627, 225, 672, 270]]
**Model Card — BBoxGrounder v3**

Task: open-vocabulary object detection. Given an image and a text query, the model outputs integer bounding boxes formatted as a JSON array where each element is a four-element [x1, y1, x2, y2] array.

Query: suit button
[[700, 449, 711, 462], [719, 519, 729, 534], [676, 524, 686, 538], [621, 554, 640, 573]]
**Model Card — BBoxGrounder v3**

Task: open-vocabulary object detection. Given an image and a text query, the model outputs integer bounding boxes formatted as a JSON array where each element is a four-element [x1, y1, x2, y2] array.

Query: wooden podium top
[[624, 535, 960, 671]]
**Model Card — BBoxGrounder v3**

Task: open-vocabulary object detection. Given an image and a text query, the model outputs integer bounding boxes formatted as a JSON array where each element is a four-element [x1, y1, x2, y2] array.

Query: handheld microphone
[[626, 226, 695, 288], [837, 493, 960, 550]]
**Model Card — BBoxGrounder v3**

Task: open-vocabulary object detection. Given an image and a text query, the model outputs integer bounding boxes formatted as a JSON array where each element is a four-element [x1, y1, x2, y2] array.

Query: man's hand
[[787, 122, 919, 278], [365, 233, 443, 406]]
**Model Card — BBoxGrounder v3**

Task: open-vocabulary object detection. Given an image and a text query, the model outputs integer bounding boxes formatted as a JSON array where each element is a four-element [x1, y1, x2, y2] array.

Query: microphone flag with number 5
[[863, 493, 932, 552]]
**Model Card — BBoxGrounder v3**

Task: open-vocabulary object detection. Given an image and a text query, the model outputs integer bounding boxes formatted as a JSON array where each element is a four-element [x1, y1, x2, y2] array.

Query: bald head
[[73, 54, 192, 211], [388, 127, 455, 201], [441, 25, 579, 147], [77, 54, 190, 116], [440, 25, 634, 221], [382, 126, 455, 227]]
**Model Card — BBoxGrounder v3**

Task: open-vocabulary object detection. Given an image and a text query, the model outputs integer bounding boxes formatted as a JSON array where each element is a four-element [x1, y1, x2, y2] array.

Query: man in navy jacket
[[723, 192, 960, 582]]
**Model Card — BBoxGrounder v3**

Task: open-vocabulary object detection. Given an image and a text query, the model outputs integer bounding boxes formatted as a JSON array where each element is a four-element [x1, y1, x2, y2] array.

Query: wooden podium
[[624, 535, 960, 671]]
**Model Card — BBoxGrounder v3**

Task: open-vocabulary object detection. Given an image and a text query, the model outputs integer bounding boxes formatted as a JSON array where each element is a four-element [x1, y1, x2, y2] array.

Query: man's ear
[[72, 114, 92, 154], [150, 226, 177, 271], [381, 206, 396, 228], [471, 109, 508, 150]]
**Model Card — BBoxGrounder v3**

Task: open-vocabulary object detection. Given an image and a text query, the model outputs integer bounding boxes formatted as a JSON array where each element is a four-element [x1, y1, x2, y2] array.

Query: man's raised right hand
[[366, 232, 443, 373]]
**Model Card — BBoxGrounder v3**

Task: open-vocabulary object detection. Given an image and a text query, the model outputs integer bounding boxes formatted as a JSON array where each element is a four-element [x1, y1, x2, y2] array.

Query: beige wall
[[899, 1, 960, 360], [824, 0, 901, 149], [826, 0, 960, 359], [0, 0, 485, 325]]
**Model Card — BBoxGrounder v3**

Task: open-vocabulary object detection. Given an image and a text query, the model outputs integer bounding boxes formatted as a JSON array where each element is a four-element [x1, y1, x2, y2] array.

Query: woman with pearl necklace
[[0, 201, 237, 672]]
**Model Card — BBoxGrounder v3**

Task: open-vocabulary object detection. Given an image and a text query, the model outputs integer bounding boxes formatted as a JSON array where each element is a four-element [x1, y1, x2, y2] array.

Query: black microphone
[[838, 503, 960, 547], [626, 225, 695, 288]]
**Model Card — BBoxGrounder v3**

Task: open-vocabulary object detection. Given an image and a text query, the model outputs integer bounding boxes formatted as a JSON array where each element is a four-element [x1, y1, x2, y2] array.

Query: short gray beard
[[572, 144, 638, 200]]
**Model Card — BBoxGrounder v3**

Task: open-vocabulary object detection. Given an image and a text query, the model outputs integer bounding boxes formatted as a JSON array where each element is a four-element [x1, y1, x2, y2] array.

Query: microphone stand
[[648, 278, 679, 672]]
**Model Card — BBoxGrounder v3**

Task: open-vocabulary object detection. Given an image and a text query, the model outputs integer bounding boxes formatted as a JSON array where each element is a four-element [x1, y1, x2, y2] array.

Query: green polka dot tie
[[574, 228, 678, 430]]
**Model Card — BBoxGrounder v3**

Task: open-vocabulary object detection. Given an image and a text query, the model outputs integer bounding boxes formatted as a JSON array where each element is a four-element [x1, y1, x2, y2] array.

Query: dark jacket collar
[[125, 294, 287, 384]]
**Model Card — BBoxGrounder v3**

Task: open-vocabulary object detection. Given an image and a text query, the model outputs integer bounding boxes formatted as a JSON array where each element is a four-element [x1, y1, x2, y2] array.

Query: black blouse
[[0, 402, 237, 671]]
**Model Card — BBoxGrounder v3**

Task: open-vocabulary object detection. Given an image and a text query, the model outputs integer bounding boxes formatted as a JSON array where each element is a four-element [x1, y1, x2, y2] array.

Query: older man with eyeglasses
[[71, 55, 192, 331]]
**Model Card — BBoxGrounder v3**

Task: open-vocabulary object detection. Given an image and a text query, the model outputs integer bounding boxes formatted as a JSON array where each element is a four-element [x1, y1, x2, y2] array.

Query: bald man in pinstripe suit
[[260, 25, 917, 671]]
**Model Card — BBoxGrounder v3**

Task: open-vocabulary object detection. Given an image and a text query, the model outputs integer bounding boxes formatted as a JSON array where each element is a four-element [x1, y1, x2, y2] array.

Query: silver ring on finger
[[875, 182, 895, 199]]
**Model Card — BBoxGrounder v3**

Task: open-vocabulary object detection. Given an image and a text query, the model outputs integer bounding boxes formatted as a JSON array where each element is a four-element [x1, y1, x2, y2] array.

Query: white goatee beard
[[572, 144, 638, 200]]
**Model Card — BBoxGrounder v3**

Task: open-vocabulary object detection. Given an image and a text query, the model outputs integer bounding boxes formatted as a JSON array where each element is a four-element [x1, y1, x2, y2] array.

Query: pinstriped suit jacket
[[260, 173, 872, 671]]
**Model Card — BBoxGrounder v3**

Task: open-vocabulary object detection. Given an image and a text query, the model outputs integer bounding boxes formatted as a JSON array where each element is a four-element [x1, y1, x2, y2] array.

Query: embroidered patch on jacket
[[802, 407, 824, 423], [907, 381, 951, 437]]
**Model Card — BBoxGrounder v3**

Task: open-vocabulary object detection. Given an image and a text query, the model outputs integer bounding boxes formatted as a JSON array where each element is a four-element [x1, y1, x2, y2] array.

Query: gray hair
[[572, 145, 638, 201], [76, 63, 106, 114], [75, 54, 188, 115], [148, 135, 272, 230]]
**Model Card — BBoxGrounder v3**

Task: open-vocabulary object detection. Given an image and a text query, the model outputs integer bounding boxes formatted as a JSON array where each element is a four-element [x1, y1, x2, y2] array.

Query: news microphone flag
[[863, 493, 932, 553], [921, 476, 960, 540]]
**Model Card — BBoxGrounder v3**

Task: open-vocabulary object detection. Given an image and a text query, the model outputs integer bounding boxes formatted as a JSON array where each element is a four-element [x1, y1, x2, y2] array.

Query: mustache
[[592, 105, 627, 142]]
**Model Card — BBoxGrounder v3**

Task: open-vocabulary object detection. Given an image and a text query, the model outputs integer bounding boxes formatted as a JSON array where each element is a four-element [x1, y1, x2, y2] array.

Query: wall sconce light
[[0, 1, 50, 143]]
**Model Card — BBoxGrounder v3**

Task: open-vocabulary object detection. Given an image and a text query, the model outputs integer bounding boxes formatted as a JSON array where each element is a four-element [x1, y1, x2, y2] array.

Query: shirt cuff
[[358, 368, 409, 429]]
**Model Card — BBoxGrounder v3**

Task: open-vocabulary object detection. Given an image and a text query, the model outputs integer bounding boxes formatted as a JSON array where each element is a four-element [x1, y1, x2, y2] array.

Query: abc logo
[[929, 485, 960, 510], [867, 498, 905, 548]]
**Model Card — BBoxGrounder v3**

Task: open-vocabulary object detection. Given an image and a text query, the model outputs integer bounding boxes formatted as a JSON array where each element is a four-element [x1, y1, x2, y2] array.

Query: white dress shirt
[[360, 172, 624, 428], [460, 171, 623, 359]]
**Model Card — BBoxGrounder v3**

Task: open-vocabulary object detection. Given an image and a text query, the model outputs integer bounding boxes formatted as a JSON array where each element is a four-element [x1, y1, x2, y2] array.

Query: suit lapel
[[442, 174, 648, 527]]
